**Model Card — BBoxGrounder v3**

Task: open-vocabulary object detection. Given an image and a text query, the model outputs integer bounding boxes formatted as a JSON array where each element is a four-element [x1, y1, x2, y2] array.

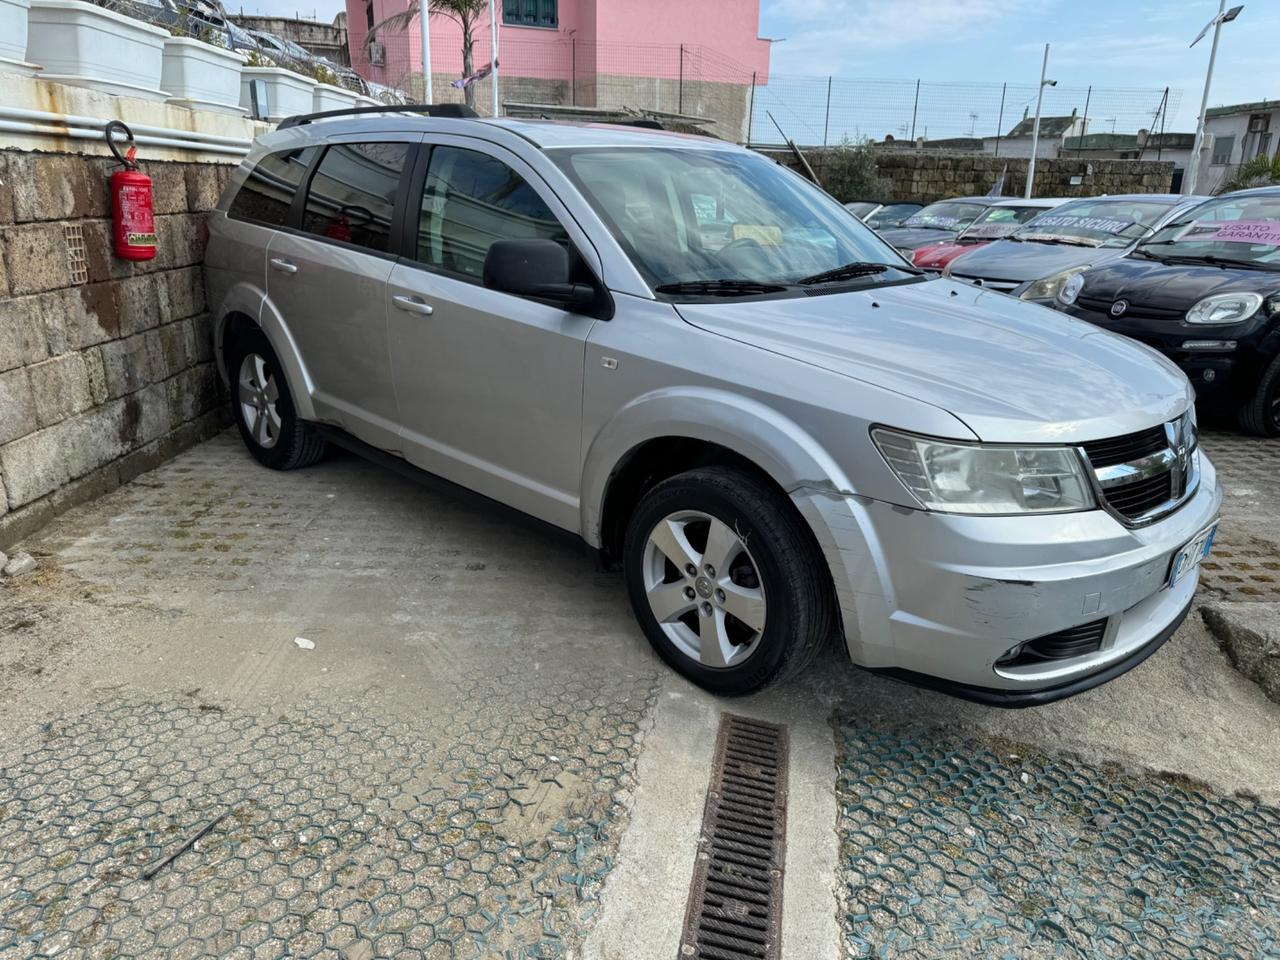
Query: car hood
[[947, 238, 1123, 282], [876, 226, 959, 251], [676, 278, 1191, 443], [915, 240, 990, 270], [1077, 255, 1280, 307]]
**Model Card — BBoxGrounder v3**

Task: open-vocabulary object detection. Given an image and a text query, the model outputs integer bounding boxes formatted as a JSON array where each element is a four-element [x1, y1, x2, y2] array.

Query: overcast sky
[[236, 0, 1274, 133]]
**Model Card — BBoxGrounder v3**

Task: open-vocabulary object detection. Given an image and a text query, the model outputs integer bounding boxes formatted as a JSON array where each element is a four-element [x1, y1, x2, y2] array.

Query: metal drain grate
[[680, 713, 788, 960]]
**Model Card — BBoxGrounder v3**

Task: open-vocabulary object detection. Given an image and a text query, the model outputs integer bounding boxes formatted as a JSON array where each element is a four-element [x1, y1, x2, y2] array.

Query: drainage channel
[[679, 713, 789, 960]]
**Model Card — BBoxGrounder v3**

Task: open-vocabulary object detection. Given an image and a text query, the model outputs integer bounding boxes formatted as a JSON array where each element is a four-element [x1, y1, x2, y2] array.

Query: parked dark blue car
[[1055, 187, 1280, 435]]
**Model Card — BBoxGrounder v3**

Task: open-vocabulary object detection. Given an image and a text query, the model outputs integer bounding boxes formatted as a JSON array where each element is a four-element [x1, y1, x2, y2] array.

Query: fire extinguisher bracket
[[106, 120, 158, 262]]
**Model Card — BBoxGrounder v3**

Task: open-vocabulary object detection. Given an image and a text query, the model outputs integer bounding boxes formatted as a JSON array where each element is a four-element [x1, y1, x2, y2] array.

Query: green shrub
[[821, 138, 893, 202]]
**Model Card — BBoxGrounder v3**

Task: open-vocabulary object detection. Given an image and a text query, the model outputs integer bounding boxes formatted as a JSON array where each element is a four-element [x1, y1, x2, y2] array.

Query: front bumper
[[793, 451, 1221, 704]]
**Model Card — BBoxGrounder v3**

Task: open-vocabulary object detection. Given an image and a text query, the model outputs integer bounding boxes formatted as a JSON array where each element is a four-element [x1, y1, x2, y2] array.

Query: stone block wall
[[764, 148, 1176, 202], [0, 149, 239, 548]]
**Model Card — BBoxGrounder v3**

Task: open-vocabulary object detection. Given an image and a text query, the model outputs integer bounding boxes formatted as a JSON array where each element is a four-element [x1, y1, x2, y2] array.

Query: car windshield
[[1013, 198, 1173, 248], [554, 147, 913, 291], [957, 204, 1051, 241], [866, 203, 921, 228], [1137, 193, 1280, 269], [844, 202, 878, 218], [898, 200, 987, 232]]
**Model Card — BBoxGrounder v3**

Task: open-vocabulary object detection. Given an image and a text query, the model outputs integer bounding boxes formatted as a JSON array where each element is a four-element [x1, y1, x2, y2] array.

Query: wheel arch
[[215, 283, 317, 422], [582, 388, 855, 563]]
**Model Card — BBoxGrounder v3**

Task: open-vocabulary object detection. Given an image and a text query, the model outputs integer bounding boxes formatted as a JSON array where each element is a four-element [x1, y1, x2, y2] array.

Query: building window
[[365, 0, 374, 30], [1257, 132, 1273, 159], [503, 0, 557, 28], [1211, 135, 1235, 166]]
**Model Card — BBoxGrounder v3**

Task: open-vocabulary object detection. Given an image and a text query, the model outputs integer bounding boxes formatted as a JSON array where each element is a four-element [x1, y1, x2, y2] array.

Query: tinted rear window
[[227, 146, 318, 228], [301, 142, 409, 254]]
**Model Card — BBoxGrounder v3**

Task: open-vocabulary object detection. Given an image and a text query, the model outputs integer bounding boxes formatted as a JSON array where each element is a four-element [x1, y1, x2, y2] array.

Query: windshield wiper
[[653, 279, 789, 297], [797, 261, 919, 286], [1136, 250, 1279, 271]]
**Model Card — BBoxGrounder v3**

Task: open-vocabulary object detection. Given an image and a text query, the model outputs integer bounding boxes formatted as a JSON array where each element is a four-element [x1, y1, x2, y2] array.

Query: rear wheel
[[623, 467, 834, 695], [1237, 352, 1280, 437], [229, 327, 327, 470]]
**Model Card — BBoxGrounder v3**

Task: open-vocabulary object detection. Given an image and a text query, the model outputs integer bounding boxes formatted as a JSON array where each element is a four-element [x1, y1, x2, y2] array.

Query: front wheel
[[622, 467, 835, 695], [1237, 352, 1280, 437], [228, 326, 327, 470]]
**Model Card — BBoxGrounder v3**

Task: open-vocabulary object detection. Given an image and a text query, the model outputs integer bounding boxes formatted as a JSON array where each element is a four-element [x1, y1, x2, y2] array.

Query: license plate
[[1169, 522, 1217, 587]]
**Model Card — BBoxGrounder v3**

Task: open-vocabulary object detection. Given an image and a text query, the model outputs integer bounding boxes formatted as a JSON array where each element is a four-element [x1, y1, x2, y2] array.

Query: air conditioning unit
[[1248, 113, 1270, 133], [369, 41, 385, 65]]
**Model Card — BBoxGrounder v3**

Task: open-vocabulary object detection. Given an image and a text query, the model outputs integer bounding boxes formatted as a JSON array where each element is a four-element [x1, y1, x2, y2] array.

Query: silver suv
[[205, 110, 1222, 703]]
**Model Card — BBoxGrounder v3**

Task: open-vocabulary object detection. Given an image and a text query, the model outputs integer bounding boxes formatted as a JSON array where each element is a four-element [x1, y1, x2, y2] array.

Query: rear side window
[[227, 146, 317, 228], [416, 146, 567, 280], [301, 141, 409, 254]]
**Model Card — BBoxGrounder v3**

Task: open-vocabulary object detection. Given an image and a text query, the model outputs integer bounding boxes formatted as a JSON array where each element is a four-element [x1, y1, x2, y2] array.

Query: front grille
[[1081, 426, 1168, 467], [952, 274, 1021, 292], [1080, 418, 1195, 524], [1076, 295, 1183, 321], [999, 618, 1108, 667], [1102, 471, 1174, 518]]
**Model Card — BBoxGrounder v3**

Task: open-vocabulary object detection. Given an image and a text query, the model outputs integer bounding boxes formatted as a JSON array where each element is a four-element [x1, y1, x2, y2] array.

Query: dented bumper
[[793, 452, 1222, 700]]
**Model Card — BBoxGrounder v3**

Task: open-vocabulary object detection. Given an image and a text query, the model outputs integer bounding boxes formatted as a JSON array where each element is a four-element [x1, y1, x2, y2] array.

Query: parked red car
[[914, 197, 1069, 272]]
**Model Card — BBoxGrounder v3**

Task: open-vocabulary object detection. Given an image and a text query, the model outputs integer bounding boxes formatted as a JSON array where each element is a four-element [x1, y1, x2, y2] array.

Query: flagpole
[[489, 0, 500, 116], [419, 0, 432, 103]]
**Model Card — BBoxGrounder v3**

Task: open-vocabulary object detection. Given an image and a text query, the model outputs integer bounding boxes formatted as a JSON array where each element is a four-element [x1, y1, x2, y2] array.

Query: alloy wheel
[[238, 353, 282, 450], [641, 510, 767, 669]]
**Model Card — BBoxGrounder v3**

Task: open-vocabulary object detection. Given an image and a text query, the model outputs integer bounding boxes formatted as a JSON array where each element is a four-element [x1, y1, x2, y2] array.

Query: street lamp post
[[419, 0, 432, 103], [489, 0, 500, 117], [1184, 2, 1244, 195], [1024, 44, 1055, 199]]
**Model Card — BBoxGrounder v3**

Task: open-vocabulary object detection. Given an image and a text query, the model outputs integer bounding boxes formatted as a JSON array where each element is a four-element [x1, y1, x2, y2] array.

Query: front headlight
[[1057, 271, 1086, 306], [1185, 292, 1263, 325], [872, 428, 1096, 515], [1020, 265, 1089, 301]]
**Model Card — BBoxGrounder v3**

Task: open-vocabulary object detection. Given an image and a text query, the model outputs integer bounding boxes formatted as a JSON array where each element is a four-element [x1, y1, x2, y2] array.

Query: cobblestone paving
[[1198, 432, 1280, 602], [1, 433, 661, 959], [0, 674, 654, 960], [833, 724, 1280, 959]]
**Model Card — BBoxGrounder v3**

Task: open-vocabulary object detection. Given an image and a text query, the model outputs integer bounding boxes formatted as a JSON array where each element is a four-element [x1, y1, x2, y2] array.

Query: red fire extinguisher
[[106, 120, 157, 262]]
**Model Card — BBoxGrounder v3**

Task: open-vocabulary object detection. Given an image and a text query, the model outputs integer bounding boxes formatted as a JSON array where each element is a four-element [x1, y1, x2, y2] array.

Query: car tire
[[1237, 352, 1280, 438], [228, 326, 327, 470], [623, 467, 835, 696]]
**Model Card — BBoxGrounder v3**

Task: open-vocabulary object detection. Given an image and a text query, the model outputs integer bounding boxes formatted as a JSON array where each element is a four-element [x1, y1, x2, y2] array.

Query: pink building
[[346, 0, 772, 140]]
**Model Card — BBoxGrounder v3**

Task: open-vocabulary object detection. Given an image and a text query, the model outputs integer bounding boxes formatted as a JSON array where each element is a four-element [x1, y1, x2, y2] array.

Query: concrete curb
[[1200, 601, 1280, 703]]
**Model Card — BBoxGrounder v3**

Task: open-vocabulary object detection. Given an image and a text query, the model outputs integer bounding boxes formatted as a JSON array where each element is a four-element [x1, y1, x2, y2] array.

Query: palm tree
[[1218, 153, 1280, 194], [367, 0, 491, 109]]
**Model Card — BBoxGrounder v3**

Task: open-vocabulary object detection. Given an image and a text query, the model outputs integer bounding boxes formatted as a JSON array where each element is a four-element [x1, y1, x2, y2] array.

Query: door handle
[[392, 295, 434, 316], [269, 257, 298, 274]]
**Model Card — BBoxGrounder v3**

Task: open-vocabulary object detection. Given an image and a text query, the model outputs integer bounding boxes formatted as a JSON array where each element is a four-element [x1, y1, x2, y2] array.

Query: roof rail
[[277, 103, 479, 130]]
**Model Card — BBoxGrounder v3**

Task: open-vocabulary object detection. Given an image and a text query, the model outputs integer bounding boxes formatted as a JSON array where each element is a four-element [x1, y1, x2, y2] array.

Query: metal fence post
[[994, 82, 1005, 157], [678, 44, 685, 114], [909, 79, 920, 141], [823, 76, 832, 146], [1078, 85, 1092, 157], [571, 37, 576, 106]]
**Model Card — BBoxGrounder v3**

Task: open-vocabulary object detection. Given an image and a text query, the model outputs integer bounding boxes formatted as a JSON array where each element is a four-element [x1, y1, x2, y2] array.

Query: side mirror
[[483, 239, 597, 312]]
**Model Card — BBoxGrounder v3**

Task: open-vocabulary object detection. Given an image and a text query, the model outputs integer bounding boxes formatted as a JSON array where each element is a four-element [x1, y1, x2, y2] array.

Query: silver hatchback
[[205, 110, 1221, 703]]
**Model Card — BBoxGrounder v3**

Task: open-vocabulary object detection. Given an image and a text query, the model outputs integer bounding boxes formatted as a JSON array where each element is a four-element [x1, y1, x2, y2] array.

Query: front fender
[[579, 386, 855, 547], [214, 283, 318, 423]]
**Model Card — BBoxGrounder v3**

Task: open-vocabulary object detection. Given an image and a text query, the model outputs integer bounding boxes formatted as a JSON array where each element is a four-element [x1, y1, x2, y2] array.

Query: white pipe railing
[[0, 106, 253, 156]]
